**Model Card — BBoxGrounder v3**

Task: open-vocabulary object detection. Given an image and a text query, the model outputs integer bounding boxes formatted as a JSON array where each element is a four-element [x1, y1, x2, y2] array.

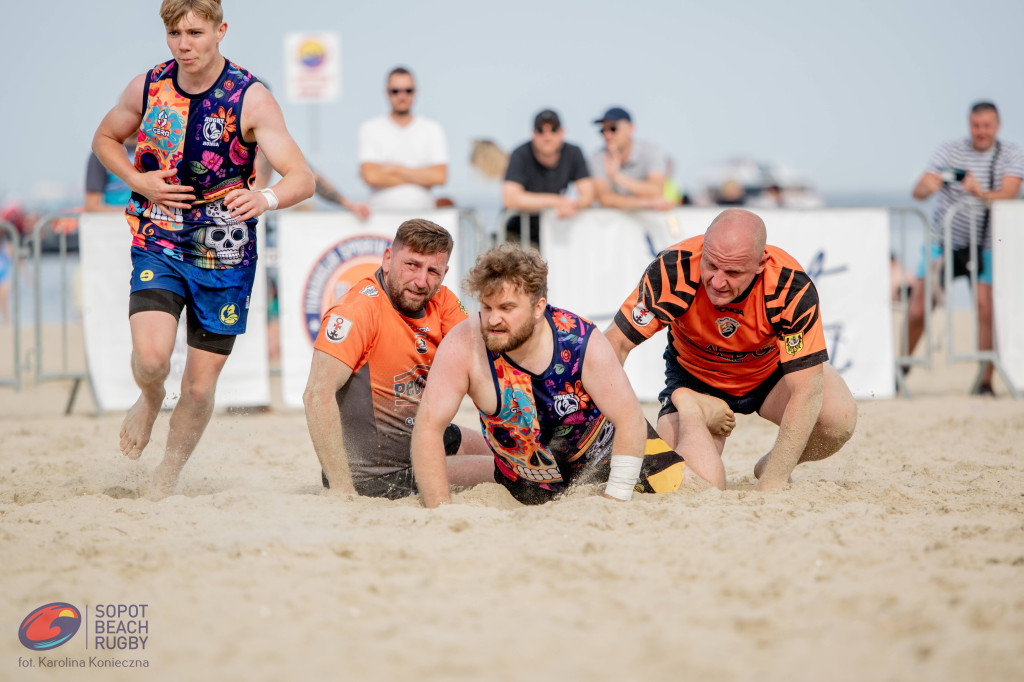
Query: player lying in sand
[[410, 243, 734, 507]]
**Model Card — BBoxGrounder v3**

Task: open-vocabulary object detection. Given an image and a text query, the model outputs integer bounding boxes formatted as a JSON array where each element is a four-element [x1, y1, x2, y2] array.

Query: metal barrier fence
[[939, 200, 1020, 399], [29, 212, 102, 414], [0, 219, 25, 391], [890, 207, 933, 398], [496, 211, 541, 250]]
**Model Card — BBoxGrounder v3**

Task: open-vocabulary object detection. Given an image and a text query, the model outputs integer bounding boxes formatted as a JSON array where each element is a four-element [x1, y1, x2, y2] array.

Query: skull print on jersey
[[125, 58, 260, 269]]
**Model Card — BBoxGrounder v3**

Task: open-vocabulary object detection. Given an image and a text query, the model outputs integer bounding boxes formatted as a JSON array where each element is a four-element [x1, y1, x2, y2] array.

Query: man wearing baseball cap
[[591, 106, 672, 211], [502, 109, 594, 245]]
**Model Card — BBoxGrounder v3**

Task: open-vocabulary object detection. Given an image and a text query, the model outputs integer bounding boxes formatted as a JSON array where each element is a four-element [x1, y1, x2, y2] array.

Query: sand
[[1, 319, 1023, 681]]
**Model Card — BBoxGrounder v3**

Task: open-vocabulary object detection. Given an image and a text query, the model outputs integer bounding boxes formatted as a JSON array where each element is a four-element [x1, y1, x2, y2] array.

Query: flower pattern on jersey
[[479, 306, 606, 493], [125, 58, 259, 269]]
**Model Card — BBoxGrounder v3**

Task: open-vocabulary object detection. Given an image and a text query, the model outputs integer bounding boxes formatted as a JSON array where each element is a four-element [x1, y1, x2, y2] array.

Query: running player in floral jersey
[[92, 0, 314, 495]]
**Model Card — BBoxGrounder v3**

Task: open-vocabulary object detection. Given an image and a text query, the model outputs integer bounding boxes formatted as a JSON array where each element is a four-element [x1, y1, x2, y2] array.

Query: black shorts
[[129, 289, 237, 356], [656, 348, 783, 417], [321, 423, 463, 499]]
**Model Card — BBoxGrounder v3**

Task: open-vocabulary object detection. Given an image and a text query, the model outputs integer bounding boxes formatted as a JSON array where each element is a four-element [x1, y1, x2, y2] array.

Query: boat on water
[[694, 157, 824, 208]]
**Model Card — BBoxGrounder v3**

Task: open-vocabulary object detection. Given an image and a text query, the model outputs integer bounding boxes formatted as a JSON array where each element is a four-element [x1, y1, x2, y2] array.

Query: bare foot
[[148, 458, 182, 499], [753, 453, 792, 483], [696, 393, 736, 437], [119, 393, 163, 459]]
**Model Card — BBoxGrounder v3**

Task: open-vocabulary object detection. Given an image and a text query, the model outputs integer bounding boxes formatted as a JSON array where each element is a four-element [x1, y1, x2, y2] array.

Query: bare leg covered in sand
[[656, 388, 734, 489], [149, 346, 229, 497], [120, 311, 177, 459], [753, 363, 857, 485]]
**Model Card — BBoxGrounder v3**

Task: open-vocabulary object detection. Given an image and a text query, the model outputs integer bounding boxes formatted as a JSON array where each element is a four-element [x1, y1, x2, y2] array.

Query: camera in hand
[[939, 167, 967, 183]]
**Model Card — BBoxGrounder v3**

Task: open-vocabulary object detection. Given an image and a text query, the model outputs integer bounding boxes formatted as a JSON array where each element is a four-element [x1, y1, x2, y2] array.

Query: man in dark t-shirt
[[502, 109, 593, 245]]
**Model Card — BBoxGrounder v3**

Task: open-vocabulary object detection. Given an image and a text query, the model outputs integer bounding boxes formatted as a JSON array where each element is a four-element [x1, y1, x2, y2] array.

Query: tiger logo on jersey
[[716, 317, 739, 338], [784, 332, 803, 355]]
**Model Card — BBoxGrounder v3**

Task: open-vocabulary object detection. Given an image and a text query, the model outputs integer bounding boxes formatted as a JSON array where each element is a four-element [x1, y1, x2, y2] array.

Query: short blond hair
[[160, 0, 223, 28], [463, 244, 548, 304]]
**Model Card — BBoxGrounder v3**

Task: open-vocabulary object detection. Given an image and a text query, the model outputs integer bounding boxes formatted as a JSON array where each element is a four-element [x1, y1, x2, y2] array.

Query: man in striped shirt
[[907, 101, 1024, 395]]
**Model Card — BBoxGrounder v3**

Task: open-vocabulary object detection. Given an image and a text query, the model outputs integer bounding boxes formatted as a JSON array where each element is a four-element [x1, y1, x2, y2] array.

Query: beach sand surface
[[1, 316, 1023, 681]]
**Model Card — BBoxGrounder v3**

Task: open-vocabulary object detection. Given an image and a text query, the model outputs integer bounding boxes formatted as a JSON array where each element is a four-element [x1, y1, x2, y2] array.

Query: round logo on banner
[[299, 40, 325, 68], [303, 235, 391, 343]]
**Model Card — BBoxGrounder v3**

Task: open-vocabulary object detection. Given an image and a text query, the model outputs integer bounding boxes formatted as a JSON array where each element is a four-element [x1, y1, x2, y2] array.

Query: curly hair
[[463, 244, 547, 304]]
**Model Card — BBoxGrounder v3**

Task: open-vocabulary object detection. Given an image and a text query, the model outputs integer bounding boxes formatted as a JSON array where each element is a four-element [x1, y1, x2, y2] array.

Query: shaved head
[[700, 209, 770, 305], [705, 208, 767, 261]]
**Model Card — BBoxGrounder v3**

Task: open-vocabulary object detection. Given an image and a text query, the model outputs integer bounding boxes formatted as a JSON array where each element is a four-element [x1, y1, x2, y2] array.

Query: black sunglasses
[[389, 88, 415, 95], [600, 124, 618, 134]]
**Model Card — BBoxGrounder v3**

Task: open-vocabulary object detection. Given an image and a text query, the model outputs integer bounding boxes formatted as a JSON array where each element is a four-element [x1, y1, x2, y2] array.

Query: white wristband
[[604, 455, 643, 501], [256, 187, 279, 211]]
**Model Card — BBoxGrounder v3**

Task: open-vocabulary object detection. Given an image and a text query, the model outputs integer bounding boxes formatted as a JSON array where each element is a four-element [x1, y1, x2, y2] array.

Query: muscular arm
[[594, 177, 670, 210], [912, 172, 943, 200], [360, 163, 447, 189], [756, 364, 824, 491], [236, 83, 315, 218], [502, 181, 563, 211], [92, 74, 197, 213], [582, 330, 646, 497], [966, 174, 1022, 201], [603, 322, 639, 366], [302, 350, 357, 494], [411, 326, 474, 508], [313, 171, 371, 218]]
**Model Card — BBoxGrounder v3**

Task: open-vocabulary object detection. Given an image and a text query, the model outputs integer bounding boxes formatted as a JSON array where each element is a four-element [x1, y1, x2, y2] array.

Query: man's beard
[[481, 316, 536, 354], [386, 272, 432, 315]]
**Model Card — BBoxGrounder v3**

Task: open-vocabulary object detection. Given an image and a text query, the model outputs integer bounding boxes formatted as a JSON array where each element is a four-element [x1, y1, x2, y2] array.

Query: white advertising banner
[[991, 201, 1024, 390], [284, 32, 341, 103], [78, 214, 270, 411], [542, 208, 894, 401], [276, 210, 461, 408]]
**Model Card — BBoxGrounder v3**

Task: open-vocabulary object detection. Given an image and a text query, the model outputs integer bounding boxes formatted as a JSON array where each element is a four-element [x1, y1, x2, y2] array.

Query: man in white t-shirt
[[357, 67, 449, 212]]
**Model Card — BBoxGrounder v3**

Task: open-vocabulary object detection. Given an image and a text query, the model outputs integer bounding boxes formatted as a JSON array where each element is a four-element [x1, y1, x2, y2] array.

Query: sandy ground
[[1, 317, 1023, 682]]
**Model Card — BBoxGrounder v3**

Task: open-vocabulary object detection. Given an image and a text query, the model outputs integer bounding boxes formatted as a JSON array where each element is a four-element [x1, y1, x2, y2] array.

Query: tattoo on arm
[[314, 176, 345, 206]]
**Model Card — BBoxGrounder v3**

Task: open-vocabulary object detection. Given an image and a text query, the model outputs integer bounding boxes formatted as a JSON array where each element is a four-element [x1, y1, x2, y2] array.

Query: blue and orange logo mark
[[18, 602, 82, 651], [299, 40, 325, 68]]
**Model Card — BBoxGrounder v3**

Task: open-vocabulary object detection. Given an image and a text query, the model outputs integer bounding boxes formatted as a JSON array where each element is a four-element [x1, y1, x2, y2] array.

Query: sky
[[1, 0, 1022, 207]]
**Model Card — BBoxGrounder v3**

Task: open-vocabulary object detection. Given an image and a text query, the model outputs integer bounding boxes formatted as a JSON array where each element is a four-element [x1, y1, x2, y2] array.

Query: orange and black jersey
[[313, 269, 467, 481], [614, 235, 828, 396]]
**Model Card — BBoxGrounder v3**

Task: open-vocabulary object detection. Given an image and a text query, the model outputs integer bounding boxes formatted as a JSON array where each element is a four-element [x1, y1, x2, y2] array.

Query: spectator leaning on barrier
[[590, 107, 672, 211], [357, 67, 449, 212], [84, 141, 137, 213], [907, 101, 1024, 396], [502, 109, 594, 245]]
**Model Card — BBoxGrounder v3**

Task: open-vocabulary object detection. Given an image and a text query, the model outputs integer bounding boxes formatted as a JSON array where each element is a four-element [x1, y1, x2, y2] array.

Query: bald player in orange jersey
[[605, 209, 857, 491]]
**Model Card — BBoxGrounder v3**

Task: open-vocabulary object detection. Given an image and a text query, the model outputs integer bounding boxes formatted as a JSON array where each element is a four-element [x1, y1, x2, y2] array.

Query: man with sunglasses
[[502, 109, 594, 245], [591, 107, 673, 211], [358, 67, 449, 212]]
